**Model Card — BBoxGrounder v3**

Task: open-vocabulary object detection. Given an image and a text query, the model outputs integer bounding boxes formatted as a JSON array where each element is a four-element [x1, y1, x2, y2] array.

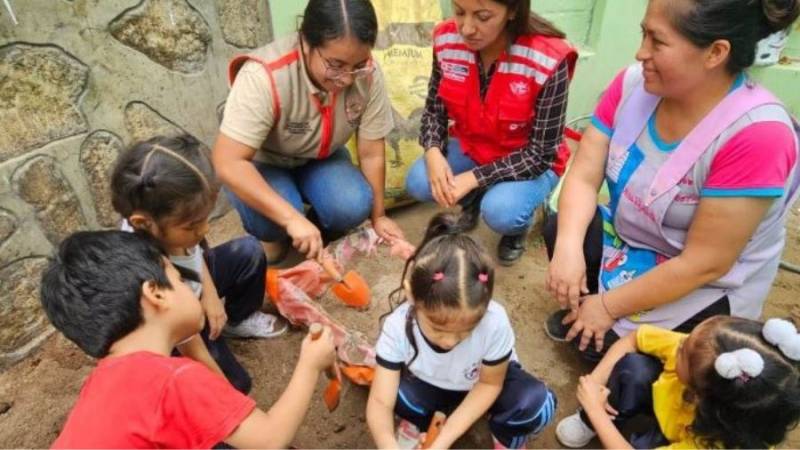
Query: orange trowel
[[320, 256, 371, 308], [310, 323, 342, 411], [421, 411, 447, 449]]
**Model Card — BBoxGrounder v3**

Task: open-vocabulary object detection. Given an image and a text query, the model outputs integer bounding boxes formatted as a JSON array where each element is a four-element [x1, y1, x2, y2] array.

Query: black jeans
[[197, 236, 267, 394], [580, 353, 670, 449], [394, 363, 557, 448], [542, 210, 731, 362]]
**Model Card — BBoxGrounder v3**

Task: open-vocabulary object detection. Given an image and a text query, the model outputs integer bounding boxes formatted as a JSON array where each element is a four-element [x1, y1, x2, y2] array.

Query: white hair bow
[[714, 348, 764, 381], [762, 318, 800, 361]]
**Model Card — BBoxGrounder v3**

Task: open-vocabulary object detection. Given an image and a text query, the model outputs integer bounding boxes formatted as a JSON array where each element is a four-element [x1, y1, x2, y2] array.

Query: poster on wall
[[349, 0, 442, 208]]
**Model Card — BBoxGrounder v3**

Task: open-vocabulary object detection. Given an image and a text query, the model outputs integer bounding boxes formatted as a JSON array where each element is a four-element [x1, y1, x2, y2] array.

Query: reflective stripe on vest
[[508, 44, 558, 70], [436, 49, 476, 63], [497, 62, 548, 84], [434, 32, 464, 47]]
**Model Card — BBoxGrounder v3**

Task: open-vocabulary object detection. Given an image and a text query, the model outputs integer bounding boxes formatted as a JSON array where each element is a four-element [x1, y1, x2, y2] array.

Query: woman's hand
[[576, 375, 618, 418], [546, 244, 589, 311], [566, 294, 616, 352], [452, 172, 478, 204], [425, 147, 456, 207], [286, 214, 323, 261], [372, 215, 405, 243]]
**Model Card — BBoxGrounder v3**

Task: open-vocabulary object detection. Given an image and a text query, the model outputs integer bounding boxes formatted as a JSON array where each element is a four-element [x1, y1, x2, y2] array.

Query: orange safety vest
[[228, 51, 338, 159], [433, 19, 577, 175]]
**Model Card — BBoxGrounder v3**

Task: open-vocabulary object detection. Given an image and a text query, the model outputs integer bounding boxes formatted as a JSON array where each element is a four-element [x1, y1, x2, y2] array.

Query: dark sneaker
[[497, 234, 526, 265], [544, 309, 572, 342]]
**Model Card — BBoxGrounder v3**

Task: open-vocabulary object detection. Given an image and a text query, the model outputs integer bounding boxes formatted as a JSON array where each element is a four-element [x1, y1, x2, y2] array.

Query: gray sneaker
[[556, 412, 597, 448], [223, 311, 288, 339]]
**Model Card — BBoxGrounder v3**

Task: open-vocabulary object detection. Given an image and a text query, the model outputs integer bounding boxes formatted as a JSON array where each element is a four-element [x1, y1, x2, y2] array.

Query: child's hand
[[202, 293, 228, 340], [576, 375, 618, 418], [299, 325, 336, 372]]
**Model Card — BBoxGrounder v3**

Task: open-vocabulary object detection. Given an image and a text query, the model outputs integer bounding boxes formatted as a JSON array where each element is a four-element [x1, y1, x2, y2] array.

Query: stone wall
[[0, 0, 273, 369]]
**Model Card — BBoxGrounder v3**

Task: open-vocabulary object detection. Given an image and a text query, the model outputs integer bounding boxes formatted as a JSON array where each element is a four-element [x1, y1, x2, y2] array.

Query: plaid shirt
[[419, 55, 570, 187]]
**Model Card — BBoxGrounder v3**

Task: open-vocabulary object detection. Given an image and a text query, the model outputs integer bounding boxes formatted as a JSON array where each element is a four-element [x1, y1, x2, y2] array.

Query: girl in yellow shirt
[[557, 316, 800, 449]]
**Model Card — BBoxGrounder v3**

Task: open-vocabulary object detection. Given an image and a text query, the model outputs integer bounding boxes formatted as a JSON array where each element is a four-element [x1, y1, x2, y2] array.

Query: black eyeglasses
[[316, 47, 375, 80]]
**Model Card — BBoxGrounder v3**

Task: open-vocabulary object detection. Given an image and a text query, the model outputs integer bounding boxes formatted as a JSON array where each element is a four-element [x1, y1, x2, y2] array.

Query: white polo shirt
[[375, 301, 516, 391]]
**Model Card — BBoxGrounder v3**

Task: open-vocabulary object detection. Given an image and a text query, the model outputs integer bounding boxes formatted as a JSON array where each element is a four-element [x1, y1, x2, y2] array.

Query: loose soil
[[1, 203, 798, 448]]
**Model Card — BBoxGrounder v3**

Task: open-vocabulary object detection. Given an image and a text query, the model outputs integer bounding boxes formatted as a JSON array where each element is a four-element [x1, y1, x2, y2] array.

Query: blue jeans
[[227, 148, 374, 242], [405, 140, 559, 236], [394, 362, 557, 448]]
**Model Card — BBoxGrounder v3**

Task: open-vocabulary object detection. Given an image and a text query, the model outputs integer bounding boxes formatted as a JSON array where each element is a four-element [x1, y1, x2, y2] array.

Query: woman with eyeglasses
[[405, 0, 577, 266], [213, 0, 404, 262]]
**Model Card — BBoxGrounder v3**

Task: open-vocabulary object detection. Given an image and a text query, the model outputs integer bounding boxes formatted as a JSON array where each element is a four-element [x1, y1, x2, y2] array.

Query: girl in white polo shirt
[[367, 212, 557, 449]]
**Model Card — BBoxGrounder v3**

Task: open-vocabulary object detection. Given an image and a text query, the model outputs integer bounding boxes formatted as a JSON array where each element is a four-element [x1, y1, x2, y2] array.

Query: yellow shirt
[[636, 325, 700, 449]]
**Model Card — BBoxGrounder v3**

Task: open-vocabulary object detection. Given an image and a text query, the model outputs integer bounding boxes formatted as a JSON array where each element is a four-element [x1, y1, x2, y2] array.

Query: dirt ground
[[1, 202, 798, 449]]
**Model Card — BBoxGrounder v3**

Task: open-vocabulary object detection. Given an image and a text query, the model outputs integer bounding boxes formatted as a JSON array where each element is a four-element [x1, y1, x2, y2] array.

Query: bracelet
[[600, 293, 616, 320]]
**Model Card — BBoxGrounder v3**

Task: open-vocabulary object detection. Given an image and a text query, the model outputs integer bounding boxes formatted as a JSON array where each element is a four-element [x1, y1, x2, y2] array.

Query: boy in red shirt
[[40, 230, 335, 448]]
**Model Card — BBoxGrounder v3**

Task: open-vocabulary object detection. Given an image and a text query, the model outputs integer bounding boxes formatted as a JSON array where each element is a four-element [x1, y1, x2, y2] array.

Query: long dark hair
[[110, 134, 219, 227], [492, 0, 565, 39], [383, 212, 495, 366], [669, 0, 800, 73], [299, 0, 378, 48], [685, 316, 800, 448]]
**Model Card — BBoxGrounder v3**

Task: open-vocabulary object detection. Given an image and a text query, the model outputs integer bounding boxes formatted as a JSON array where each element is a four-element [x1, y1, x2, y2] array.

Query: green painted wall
[[268, 0, 800, 118]]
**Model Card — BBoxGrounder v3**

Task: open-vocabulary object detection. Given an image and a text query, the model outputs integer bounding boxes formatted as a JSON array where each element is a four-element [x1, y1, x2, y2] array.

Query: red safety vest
[[433, 20, 577, 175]]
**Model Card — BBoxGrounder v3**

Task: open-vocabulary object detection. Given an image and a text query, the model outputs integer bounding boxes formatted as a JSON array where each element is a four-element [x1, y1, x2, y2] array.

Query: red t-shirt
[[53, 352, 256, 449]]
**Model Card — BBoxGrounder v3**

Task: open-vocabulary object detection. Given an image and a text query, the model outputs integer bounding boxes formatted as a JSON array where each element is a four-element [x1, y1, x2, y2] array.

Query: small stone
[[11, 156, 87, 245], [0, 401, 11, 415], [333, 424, 346, 433], [109, 0, 212, 74]]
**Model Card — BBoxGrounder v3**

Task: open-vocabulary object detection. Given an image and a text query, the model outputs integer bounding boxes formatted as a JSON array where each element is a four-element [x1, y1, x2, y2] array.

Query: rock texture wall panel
[[11, 156, 88, 245], [0, 258, 54, 368], [0, 44, 89, 163], [0, 0, 274, 369], [217, 0, 273, 48], [79, 131, 124, 228], [109, 0, 212, 73]]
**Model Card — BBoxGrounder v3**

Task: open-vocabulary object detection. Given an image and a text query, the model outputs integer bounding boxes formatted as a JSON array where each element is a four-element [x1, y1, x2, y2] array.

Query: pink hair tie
[[433, 271, 445, 281], [478, 273, 489, 283]]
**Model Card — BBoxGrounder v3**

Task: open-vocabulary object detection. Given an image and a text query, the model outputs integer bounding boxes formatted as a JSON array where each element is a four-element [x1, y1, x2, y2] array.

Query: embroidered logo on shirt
[[441, 62, 468, 82], [345, 91, 365, 128], [509, 81, 530, 96], [286, 121, 312, 135], [464, 362, 480, 381]]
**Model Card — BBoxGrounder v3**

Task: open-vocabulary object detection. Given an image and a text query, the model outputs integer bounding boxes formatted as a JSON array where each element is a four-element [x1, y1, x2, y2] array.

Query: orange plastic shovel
[[320, 257, 371, 308], [309, 323, 342, 412], [421, 411, 447, 449]]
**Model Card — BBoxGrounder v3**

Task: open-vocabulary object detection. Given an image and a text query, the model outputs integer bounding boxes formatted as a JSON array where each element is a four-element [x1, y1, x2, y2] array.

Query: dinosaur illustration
[[385, 75, 429, 168]]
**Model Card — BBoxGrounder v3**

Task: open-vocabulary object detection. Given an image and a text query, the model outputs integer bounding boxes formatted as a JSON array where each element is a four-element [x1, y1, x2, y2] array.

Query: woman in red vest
[[405, 0, 577, 265]]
